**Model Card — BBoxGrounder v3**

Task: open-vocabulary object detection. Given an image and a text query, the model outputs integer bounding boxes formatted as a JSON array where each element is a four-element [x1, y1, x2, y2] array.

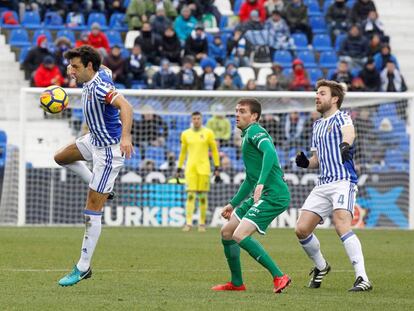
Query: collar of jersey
[[84, 71, 99, 86], [241, 122, 257, 137], [322, 109, 340, 121]]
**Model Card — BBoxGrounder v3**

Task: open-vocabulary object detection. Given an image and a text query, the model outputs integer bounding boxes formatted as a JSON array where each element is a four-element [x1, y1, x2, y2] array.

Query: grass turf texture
[[0, 227, 413, 311]]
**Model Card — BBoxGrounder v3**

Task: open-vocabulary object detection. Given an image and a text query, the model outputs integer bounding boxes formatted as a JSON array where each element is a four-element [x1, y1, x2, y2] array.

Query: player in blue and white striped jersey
[[54, 46, 134, 287], [295, 80, 372, 292]]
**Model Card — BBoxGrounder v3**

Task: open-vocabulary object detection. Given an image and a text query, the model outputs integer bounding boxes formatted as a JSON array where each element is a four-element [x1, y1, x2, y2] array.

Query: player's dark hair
[[316, 79, 345, 109], [192, 111, 202, 117], [64, 45, 101, 72], [238, 98, 262, 121]]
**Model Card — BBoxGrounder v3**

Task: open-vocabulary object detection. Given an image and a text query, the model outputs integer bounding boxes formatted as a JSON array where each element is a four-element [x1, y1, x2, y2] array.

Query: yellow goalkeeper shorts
[[185, 172, 210, 192]]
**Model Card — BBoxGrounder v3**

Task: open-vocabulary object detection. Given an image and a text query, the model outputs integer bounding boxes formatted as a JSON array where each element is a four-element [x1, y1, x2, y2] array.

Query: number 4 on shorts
[[337, 194, 344, 205]]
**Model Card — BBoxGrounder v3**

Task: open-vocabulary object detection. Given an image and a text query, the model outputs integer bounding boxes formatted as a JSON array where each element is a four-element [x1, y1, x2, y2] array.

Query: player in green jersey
[[211, 98, 291, 294]]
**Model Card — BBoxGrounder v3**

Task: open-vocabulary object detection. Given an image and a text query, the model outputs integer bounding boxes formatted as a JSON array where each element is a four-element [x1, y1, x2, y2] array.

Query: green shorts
[[234, 197, 290, 235]]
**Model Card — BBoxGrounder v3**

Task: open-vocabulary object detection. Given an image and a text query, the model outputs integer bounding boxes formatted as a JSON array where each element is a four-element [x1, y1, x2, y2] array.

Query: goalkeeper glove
[[214, 167, 222, 183], [295, 151, 310, 168], [339, 142, 351, 164]]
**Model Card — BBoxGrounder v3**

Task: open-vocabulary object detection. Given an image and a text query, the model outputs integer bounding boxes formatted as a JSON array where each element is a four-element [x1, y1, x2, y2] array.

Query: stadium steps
[[0, 34, 29, 120], [376, 0, 414, 90]]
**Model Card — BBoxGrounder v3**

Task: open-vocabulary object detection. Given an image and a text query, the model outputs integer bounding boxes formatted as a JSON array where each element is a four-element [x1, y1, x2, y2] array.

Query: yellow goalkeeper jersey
[[178, 127, 220, 175]]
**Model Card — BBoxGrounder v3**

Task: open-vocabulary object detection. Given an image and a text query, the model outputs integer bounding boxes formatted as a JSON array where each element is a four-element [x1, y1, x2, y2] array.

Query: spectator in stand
[[218, 74, 237, 90], [152, 58, 178, 89], [18, 0, 39, 22], [103, 45, 127, 86], [358, 58, 381, 92], [380, 61, 407, 92], [33, 55, 64, 87], [177, 56, 199, 90], [54, 36, 72, 81], [288, 59, 311, 91], [330, 60, 353, 89], [23, 34, 53, 80], [266, 73, 283, 91], [260, 113, 283, 148], [134, 22, 162, 65], [132, 104, 168, 160], [264, 0, 285, 16], [150, 6, 173, 37], [243, 79, 258, 90], [160, 151, 178, 173], [174, 5, 198, 43], [66, 4, 84, 28], [367, 33, 381, 57], [283, 111, 307, 150], [362, 10, 386, 40], [160, 26, 182, 64], [351, 0, 376, 24], [106, 0, 125, 18], [125, 44, 147, 88], [209, 34, 226, 66], [326, 0, 351, 41], [88, 23, 110, 56], [2, 10, 19, 25], [200, 57, 220, 90], [285, 0, 313, 46], [349, 77, 367, 92], [184, 24, 208, 62], [264, 10, 294, 50], [339, 24, 369, 70], [75, 31, 90, 48], [239, 0, 266, 23], [146, 0, 177, 18], [373, 43, 399, 72], [237, 9, 264, 33], [270, 62, 290, 90], [177, 0, 221, 26], [354, 108, 377, 167], [302, 110, 320, 146], [221, 61, 243, 89], [84, 0, 105, 14], [227, 29, 251, 67], [126, 0, 176, 30], [206, 103, 232, 147]]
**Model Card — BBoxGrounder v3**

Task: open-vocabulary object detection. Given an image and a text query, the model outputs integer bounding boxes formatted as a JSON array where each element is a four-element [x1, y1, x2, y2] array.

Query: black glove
[[214, 167, 222, 183], [339, 142, 351, 164], [296, 151, 309, 168]]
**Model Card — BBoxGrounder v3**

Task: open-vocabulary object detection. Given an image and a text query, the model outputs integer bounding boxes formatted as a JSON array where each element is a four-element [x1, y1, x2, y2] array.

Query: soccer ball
[[39, 85, 69, 114]]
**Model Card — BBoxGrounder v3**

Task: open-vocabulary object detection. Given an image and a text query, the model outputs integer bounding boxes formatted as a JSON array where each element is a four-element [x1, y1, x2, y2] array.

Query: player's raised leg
[[58, 189, 109, 286], [333, 210, 372, 292], [54, 142, 92, 183], [233, 218, 290, 294], [211, 214, 246, 291], [296, 210, 331, 288]]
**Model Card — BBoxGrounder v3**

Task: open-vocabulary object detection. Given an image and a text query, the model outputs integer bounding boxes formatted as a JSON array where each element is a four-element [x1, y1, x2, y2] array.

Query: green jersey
[[230, 123, 290, 207]]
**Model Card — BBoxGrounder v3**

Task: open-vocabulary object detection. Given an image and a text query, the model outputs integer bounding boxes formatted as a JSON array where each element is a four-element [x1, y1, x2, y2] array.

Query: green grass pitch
[[0, 227, 413, 311]]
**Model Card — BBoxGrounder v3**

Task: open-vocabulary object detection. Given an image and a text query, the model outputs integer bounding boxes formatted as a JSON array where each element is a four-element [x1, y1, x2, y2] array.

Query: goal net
[[0, 89, 413, 229]]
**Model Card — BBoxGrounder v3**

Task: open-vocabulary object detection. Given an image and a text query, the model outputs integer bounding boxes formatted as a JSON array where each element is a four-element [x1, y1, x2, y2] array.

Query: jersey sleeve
[[249, 128, 272, 149], [95, 80, 120, 105], [337, 112, 353, 128], [177, 131, 187, 169]]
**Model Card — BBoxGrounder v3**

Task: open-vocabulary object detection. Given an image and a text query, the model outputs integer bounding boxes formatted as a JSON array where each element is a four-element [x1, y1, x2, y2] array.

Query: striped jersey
[[311, 110, 358, 186], [81, 68, 122, 147]]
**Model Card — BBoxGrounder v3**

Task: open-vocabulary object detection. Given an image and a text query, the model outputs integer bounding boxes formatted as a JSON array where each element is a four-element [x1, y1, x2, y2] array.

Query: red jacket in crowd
[[88, 32, 110, 53], [239, 0, 266, 23], [33, 64, 64, 87]]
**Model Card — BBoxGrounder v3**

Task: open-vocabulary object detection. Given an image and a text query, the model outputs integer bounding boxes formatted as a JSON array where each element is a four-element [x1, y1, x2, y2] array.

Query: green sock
[[238, 236, 283, 278], [222, 239, 243, 286]]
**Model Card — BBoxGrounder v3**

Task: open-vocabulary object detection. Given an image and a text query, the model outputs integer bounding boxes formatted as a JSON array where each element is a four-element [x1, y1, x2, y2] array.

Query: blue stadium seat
[[319, 50, 338, 69], [312, 34, 333, 52], [144, 146, 166, 168], [21, 11, 42, 29], [56, 29, 76, 44], [297, 50, 317, 67], [87, 12, 108, 30], [146, 99, 163, 111], [191, 100, 210, 112], [43, 11, 64, 30], [114, 83, 126, 89], [123, 0, 131, 9], [327, 68, 336, 79], [347, 0, 356, 8], [273, 50, 293, 68], [282, 68, 293, 77], [309, 16, 327, 34], [0, 10, 19, 29], [233, 0, 242, 14], [384, 149, 408, 171], [120, 48, 131, 58], [0, 130, 7, 143], [323, 0, 334, 13], [307, 1, 322, 17], [219, 15, 228, 30], [335, 33, 347, 52], [167, 129, 181, 146], [220, 146, 237, 163], [168, 100, 186, 112], [19, 46, 30, 63], [106, 30, 123, 48], [32, 29, 53, 45], [109, 13, 128, 32], [308, 68, 324, 85], [124, 147, 141, 169], [276, 148, 286, 167], [65, 12, 86, 30], [71, 108, 84, 122], [291, 33, 308, 50], [9, 28, 30, 47]]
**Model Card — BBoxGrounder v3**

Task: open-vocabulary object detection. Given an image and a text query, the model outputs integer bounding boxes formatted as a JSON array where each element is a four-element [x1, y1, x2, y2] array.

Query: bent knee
[[54, 152, 66, 166], [295, 225, 312, 240], [220, 227, 234, 240]]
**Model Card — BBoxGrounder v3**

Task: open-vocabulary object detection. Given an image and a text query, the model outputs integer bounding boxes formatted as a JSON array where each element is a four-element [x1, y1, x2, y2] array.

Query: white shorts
[[300, 180, 358, 224], [76, 134, 124, 193]]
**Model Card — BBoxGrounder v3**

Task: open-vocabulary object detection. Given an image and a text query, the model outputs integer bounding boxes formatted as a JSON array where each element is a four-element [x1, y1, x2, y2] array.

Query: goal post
[[0, 88, 413, 229]]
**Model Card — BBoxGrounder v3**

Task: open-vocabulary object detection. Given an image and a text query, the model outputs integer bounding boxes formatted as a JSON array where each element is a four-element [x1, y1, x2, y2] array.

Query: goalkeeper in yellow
[[177, 111, 221, 232]]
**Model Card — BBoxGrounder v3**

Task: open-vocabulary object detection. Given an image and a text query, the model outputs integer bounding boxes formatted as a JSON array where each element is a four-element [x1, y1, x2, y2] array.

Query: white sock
[[299, 234, 327, 270], [64, 162, 92, 184], [77, 211, 102, 272], [341, 231, 369, 281]]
